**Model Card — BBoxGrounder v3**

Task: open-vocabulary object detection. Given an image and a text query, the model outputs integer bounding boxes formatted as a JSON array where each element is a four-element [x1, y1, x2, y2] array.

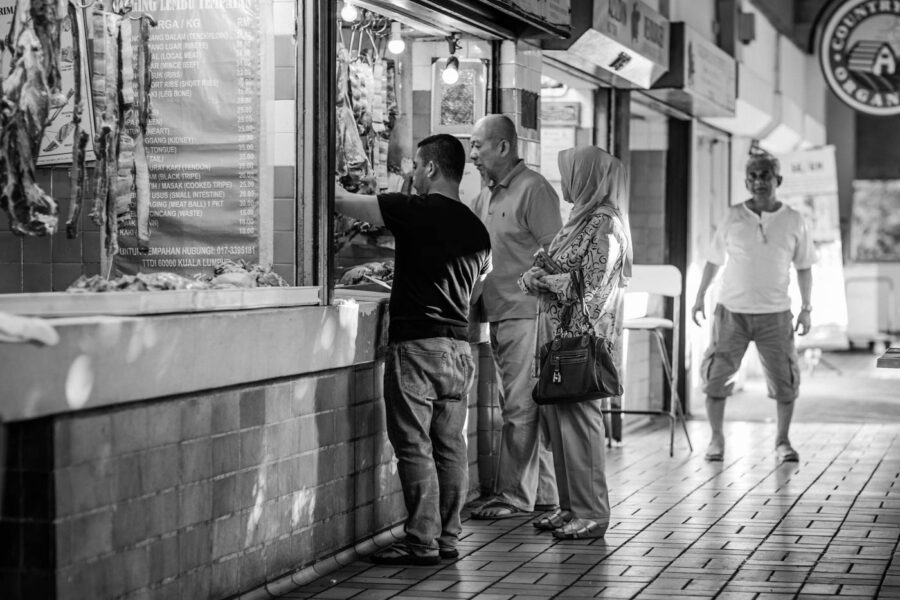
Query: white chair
[[604, 264, 693, 456]]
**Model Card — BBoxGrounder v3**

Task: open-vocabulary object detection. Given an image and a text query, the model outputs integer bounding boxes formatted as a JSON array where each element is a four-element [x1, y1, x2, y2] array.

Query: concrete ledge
[[0, 300, 387, 422]]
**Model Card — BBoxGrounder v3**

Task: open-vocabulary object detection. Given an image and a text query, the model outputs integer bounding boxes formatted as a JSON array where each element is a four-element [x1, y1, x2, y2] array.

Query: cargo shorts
[[701, 304, 801, 403]]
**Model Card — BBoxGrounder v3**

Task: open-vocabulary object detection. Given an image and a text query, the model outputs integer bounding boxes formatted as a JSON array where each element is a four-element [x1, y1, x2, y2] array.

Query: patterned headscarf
[[551, 146, 633, 285]]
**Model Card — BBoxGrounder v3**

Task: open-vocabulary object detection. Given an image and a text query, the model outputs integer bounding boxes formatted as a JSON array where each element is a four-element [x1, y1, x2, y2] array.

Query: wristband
[[800, 304, 812, 312]]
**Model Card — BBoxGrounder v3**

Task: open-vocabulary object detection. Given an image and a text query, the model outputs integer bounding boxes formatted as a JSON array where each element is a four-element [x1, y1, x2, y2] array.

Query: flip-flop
[[370, 542, 440, 566], [552, 518, 607, 539], [533, 508, 573, 531], [776, 443, 800, 463], [470, 500, 532, 520]]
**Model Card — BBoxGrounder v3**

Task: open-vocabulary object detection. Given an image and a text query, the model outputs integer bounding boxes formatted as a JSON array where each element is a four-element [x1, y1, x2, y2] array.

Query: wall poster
[[778, 146, 849, 350], [850, 180, 900, 262], [115, 0, 261, 276], [0, 0, 97, 164]]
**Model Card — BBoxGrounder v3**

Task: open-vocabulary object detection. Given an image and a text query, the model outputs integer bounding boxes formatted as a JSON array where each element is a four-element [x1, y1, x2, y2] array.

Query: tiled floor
[[279, 419, 900, 599]]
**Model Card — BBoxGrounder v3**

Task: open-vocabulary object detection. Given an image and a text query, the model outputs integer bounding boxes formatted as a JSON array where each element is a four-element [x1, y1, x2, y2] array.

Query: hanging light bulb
[[442, 55, 460, 85], [340, 0, 358, 22], [387, 21, 405, 55]]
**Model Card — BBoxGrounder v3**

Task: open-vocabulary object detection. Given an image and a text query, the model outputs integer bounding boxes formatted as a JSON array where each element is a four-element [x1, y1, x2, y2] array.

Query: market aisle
[[278, 421, 900, 599]]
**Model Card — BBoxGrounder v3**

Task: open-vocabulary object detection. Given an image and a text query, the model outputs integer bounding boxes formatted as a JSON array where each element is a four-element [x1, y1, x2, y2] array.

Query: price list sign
[[117, 0, 261, 275]]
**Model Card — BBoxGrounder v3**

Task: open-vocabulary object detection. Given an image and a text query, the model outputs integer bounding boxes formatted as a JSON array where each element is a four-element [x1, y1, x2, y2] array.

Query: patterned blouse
[[526, 211, 629, 364]]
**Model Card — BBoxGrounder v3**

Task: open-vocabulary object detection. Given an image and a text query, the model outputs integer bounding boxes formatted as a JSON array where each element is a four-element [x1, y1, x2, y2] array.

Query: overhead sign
[[651, 23, 736, 117], [564, 0, 669, 89], [819, 0, 900, 116]]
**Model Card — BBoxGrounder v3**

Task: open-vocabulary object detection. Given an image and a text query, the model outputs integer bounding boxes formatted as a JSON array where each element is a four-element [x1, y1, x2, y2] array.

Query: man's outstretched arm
[[334, 189, 385, 228]]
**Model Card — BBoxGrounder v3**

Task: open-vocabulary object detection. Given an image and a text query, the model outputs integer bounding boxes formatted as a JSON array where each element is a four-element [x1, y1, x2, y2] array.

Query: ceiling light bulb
[[340, 1, 358, 22], [442, 56, 460, 85], [387, 21, 405, 54]]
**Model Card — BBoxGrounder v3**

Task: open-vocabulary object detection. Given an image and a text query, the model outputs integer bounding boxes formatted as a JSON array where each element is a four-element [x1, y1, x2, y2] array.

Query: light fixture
[[442, 56, 460, 84], [441, 34, 461, 85], [340, 0, 358, 22], [387, 21, 405, 55]]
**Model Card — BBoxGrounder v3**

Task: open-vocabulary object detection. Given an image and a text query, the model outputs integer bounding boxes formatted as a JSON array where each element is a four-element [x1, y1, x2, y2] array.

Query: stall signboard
[[0, 1, 97, 165], [819, 0, 900, 116], [651, 23, 736, 117], [566, 0, 669, 89], [116, 1, 260, 276], [778, 146, 849, 350]]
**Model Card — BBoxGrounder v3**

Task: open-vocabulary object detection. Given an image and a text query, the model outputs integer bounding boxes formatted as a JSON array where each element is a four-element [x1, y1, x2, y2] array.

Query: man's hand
[[691, 297, 706, 326], [795, 309, 811, 336]]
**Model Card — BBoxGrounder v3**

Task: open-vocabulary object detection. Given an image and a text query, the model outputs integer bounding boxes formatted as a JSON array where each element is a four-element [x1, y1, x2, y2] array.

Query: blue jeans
[[384, 337, 475, 556]]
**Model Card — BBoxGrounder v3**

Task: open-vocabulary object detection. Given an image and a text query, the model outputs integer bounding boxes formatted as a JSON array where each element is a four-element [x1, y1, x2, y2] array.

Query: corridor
[[280, 418, 900, 599]]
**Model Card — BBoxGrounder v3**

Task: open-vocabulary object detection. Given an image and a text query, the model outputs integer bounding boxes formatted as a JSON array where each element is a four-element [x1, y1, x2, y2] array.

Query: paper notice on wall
[[778, 146, 849, 349], [0, 2, 97, 164], [114, 1, 261, 276]]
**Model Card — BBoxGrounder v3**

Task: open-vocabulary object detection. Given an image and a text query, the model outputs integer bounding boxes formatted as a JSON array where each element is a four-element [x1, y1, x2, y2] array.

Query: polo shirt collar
[[492, 160, 526, 190]]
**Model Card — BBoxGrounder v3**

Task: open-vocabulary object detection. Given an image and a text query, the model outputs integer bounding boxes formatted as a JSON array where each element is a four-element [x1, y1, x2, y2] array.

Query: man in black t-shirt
[[336, 134, 492, 565]]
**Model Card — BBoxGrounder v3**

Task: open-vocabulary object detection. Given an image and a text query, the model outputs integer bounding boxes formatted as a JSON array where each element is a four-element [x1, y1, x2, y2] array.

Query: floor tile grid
[[280, 422, 900, 600]]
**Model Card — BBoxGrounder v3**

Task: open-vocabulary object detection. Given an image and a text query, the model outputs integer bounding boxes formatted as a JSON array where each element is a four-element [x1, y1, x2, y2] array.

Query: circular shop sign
[[820, 0, 900, 116]]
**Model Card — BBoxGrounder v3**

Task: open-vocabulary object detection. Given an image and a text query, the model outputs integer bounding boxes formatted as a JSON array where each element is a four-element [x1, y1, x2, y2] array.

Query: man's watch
[[800, 304, 813, 312]]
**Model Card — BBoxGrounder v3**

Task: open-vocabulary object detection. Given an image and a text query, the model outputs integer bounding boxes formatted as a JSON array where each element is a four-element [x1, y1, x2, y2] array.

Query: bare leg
[[705, 396, 726, 461], [775, 401, 799, 462]]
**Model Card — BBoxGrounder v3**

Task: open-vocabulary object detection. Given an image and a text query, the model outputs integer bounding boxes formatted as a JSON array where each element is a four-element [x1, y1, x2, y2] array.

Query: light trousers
[[490, 319, 558, 511], [541, 399, 610, 522]]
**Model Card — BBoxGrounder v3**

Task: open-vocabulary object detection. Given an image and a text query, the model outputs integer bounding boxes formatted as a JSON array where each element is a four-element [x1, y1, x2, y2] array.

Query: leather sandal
[[552, 518, 607, 539], [776, 443, 800, 463], [533, 509, 573, 531], [470, 500, 531, 520]]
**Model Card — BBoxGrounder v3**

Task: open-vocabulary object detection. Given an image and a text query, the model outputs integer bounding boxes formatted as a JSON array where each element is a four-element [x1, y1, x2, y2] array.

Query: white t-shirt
[[708, 202, 816, 314]]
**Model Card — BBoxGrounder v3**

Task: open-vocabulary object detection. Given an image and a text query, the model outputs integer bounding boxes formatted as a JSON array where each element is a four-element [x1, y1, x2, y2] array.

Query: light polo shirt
[[473, 161, 561, 321], [709, 202, 816, 314]]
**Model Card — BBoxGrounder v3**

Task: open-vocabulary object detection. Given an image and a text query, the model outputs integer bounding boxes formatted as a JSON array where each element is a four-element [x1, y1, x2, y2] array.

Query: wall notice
[[116, 1, 260, 276], [0, 1, 97, 165]]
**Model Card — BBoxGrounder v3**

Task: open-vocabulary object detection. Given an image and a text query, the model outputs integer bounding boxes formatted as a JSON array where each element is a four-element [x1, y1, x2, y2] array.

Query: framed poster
[[430, 58, 487, 135], [0, 2, 96, 164]]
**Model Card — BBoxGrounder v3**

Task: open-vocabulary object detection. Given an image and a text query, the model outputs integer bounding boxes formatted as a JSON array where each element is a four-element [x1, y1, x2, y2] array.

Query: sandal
[[470, 500, 532, 520], [776, 443, 800, 464], [370, 542, 440, 566], [533, 508, 573, 531], [704, 439, 725, 462], [552, 518, 607, 540]]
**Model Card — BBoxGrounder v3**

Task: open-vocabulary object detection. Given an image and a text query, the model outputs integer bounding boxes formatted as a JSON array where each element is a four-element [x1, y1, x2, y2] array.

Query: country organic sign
[[819, 0, 900, 116]]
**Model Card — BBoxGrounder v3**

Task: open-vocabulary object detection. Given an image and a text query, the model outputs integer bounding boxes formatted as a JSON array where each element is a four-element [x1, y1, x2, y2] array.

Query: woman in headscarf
[[517, 146, 632, 539]]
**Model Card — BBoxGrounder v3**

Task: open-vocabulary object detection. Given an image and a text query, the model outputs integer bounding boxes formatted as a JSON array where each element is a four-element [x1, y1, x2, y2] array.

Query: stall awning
[[645, 23, 736, 118], [357, 0, 572, 40], [542, 0, 669, 89]]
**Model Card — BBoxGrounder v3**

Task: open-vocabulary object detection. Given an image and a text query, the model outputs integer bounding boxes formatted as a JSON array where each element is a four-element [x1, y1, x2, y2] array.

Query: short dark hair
[[417, 134, 465, 183]]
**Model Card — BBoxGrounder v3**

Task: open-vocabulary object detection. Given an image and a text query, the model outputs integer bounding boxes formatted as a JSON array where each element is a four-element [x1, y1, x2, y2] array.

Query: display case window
[[333, 5, 493, 294], [0, 0, 310, 301]]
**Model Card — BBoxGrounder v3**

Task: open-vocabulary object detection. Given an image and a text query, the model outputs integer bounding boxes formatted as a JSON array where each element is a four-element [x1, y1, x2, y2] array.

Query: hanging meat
[[65, 0, 89, 238], [87, 4, 156, 255], [0, 0, 68, 237]]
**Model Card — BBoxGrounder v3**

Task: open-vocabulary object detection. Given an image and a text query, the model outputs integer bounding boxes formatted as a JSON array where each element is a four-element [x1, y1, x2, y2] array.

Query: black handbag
[[532, 270, 622, 405]]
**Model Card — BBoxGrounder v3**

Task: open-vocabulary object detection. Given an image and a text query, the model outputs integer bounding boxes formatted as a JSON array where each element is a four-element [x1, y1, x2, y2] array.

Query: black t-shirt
[[378, 192, 491, 343]]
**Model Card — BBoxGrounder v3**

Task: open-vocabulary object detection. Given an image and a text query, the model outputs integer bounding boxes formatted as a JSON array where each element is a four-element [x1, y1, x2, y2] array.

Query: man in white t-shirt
[[691, 150, 816, 464]]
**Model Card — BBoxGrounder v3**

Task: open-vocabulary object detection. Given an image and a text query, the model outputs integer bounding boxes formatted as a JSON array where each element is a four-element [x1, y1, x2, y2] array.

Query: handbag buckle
[[551, 356, 561, 383]]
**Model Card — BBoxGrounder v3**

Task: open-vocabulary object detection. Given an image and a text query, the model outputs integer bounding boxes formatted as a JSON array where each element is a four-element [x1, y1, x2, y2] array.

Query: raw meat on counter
[[67, 261, 289, 292], [338, 260, 394, 286]]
